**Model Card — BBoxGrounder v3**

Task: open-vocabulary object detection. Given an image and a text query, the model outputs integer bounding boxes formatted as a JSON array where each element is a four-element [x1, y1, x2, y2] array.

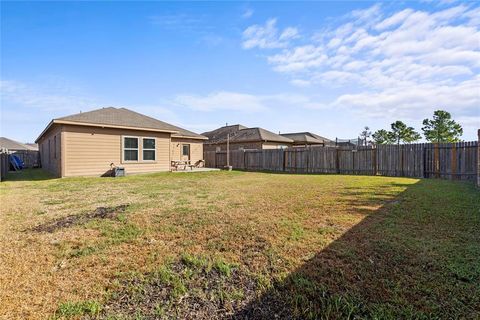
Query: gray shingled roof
[[202, 125, 248, 143], [235, 128, 293, 143], [281, 132, 333, 144], [203, 125, 293, 144], [0, 137, 32, 151], [55, 107, 206, 139]]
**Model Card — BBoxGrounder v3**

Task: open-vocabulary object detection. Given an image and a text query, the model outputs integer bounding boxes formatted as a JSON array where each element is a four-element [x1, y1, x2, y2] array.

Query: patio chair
[[188, 160, 205, 170]]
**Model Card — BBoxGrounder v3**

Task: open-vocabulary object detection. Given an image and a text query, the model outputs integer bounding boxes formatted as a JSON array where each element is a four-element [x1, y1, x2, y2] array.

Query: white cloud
[[242, 8, 254, 19], [290, 79, 311, 87], [257, 4, 479, 88], [171, 91, 329, 113], [0, 79, 97, 113], [242, 18, 299, 49], [241, 4, 480, 139], [173, 91, 267, 112], [330, 76, 480, 118], [268, 45, 327, 72], [351, 3, 383, 24], [463, 6, 480, 26], [279, 27, 299, 41], [375, 9, 414, 30]]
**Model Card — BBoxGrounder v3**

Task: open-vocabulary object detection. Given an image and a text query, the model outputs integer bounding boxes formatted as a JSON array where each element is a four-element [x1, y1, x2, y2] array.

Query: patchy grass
[[99, 254, 254, 319], [54, 300, 101, 319], [0, 169, 479, 319]]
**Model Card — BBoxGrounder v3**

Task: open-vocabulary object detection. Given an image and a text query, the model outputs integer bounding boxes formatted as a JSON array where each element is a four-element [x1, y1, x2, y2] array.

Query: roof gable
[[36, 107, 207, 142]]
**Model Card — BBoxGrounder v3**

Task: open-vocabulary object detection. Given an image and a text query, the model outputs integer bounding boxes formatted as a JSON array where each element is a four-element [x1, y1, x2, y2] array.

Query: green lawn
[[0, 169, 478, 319]]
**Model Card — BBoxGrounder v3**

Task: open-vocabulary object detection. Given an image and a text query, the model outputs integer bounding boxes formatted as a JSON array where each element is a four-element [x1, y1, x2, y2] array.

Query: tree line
[[359, 110, 464, 145]]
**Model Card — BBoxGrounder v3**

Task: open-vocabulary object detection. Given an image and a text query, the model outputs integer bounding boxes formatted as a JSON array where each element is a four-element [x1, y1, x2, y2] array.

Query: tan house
[[280, 132, 334, 147], [203, 124, 293, 152], [35, 107, 207, 177]]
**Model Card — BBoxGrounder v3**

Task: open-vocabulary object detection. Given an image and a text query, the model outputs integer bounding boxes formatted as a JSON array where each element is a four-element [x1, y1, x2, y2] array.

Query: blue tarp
[[9, 154, 24, 170]]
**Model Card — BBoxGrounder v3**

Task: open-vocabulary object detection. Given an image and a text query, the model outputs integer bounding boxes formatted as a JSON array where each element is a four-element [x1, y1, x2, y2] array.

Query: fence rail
[[205, 141, 478, 182]]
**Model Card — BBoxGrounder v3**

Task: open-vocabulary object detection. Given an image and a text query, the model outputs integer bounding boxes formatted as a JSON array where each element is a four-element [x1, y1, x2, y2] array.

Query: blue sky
[[1, 1, 479, 143]]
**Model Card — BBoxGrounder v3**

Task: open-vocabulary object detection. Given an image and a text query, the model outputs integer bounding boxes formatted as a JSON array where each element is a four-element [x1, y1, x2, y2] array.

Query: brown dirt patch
[[31, 204, 129, 233], [97, 259, 259, 319]]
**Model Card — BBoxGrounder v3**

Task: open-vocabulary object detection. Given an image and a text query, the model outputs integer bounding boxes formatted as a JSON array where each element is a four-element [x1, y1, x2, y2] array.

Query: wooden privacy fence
[[0, 153, 8, 182], [12, 150, 41, 168], [205, 141, 478, 181]]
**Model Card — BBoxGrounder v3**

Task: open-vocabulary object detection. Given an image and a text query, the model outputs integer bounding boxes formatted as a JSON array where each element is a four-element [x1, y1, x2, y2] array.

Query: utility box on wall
[[114, 167, 125, 177]]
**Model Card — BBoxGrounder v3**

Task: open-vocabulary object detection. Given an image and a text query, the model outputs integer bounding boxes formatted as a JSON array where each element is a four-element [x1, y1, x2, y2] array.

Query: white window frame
[[142, 137, 156, 162], [122, 136, 140, 163]]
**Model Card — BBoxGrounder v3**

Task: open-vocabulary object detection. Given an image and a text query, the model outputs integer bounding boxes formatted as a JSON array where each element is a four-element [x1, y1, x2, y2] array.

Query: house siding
[[262, 142, 290, 149], [204, 141, 290, 152], [204, 142, 263, 152], [62, 125, 171, 177], [38, 124, 62, 177], [171, 138, 204, 163]]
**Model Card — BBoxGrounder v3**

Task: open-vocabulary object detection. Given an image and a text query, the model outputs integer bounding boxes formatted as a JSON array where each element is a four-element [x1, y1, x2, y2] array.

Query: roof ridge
[[38, 107, 207, 142]]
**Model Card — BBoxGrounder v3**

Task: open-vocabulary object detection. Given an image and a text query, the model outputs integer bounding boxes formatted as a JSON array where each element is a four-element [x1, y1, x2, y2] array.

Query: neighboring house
[[202, 124, 293, 152], [0, 137, 40, 168], [0, 137, 36, 152], [24, 143, 39, 151], [35, 107, 207, 177], [280, 132, 335, 147]]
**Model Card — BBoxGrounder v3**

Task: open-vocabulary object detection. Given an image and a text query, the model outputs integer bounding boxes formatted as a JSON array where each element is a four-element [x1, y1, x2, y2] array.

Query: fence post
[[400, 144, 404, 177], [372, 147, 377, 175], [335, 148, 340, 174], [0, 153, 3, 182], [243, 149, 246, 170], [423, 144, 427, 178], [477, 130, 480, 187], [293, 148, 296, 173], [352, 149, 355, 175], [306, 146, 310, 173], [434, 143, 440, 178], [451, 143, 457, 180]]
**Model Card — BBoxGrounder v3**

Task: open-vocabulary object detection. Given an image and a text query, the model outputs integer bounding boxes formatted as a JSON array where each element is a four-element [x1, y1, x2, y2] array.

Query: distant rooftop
[[203, 124, 293, 144], [280, 132, 333, 145], [0, 137, 37, 151]]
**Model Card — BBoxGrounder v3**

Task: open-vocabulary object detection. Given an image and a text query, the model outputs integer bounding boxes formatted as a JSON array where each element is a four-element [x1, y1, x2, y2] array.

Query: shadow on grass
[[233, 179, 480, 319], [5, 168, 55, 181]]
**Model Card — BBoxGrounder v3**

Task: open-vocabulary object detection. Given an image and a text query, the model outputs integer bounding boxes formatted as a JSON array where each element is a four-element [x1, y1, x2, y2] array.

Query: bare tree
[[359, 126, 372, 146]]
